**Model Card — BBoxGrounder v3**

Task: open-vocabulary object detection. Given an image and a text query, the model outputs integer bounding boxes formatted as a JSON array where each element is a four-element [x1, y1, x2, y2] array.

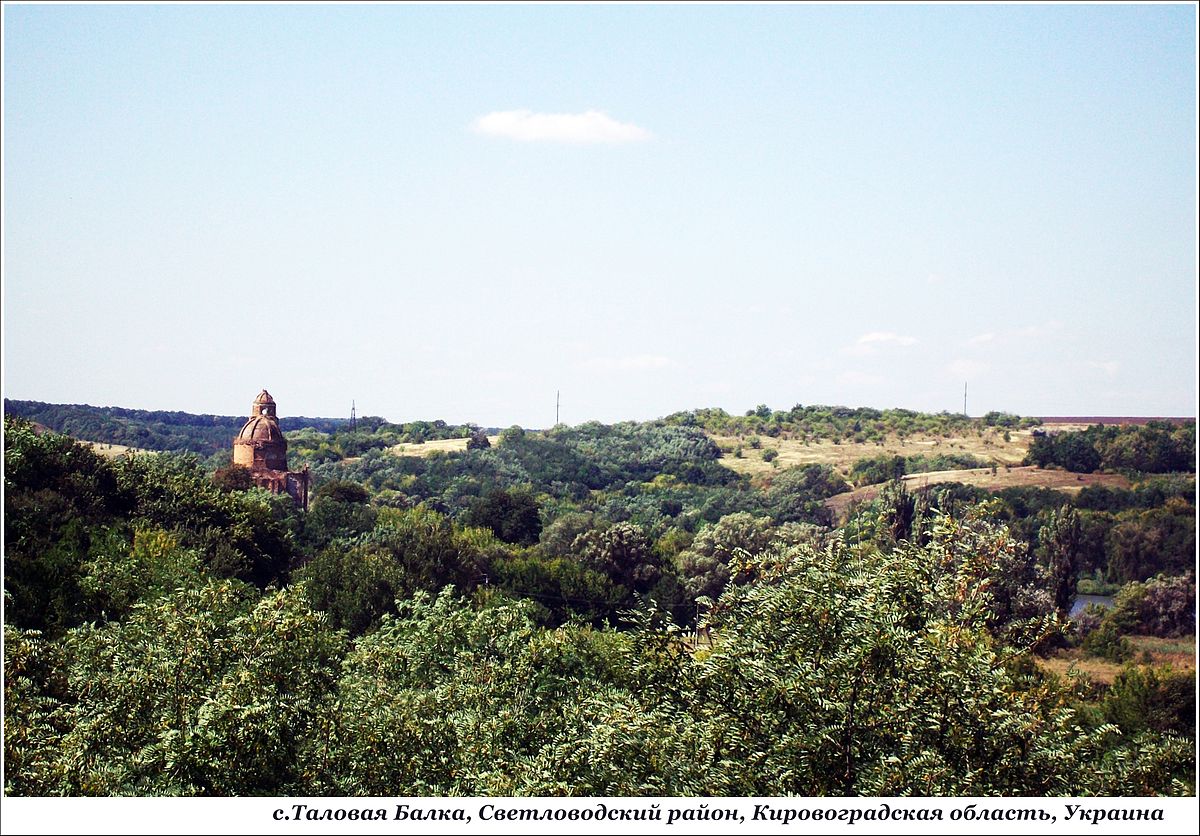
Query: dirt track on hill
[[824, 466, 1132, 521]]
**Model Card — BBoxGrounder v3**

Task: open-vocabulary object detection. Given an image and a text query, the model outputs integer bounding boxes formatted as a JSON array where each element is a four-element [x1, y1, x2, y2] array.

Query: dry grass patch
[[1039, 635, 1195, 686], [1127, 635, 1197, 672], [711, 428, 1036, 478], [1039, 651, 1126, 686], [389, 436, 499, 458], [86, 441, 142, 458]]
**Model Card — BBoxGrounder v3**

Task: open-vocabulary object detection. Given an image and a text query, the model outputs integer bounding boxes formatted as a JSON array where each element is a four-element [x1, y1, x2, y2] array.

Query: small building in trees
[[232, 389, 309, 509]]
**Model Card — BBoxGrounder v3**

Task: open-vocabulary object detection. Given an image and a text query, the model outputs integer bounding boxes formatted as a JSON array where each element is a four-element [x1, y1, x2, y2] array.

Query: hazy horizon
[[5, 391, 1196, 433], [4, 5, 1196, 428]]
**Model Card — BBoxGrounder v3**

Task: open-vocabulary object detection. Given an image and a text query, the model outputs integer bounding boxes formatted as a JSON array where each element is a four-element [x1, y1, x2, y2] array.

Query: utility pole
[[963, 383, 967, 417], [556, 390, 560, 427], [350, 400, 357, 433]]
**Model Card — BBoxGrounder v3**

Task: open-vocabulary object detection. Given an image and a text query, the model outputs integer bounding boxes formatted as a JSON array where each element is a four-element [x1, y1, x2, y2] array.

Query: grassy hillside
[[825, 465, 1133, 521], [711, 424, 1034, 476]]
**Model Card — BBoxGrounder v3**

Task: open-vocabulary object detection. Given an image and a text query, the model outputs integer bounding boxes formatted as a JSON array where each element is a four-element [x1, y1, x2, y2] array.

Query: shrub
[[1103, 665, 1196, 737], [1107, 574, 1195, 638], [466, 430, 492, 451]]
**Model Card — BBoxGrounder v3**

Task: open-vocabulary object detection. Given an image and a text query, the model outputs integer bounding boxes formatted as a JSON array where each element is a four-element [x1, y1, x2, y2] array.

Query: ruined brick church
[[233, 390, 310, 509]]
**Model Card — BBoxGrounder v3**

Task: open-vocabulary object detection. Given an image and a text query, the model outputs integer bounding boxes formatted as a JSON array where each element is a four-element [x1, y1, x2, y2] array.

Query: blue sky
[[3, 4, 1196, 426]]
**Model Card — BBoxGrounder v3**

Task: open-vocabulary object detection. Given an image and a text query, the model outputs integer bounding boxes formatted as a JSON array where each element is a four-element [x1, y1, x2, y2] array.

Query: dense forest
[[6, 398, 1039, 457], [3, 398, 482, 460], [3, 406, 1195, 796], [1025, 421, 1196, 474]]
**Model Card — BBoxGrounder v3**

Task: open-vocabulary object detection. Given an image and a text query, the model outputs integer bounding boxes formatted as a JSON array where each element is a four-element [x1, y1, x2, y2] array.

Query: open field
[[1039, 635, 1196, 686], [712, 427, 1036, 477], [385, 427, 1038, 471], [85, 441, 142, 458], [1129, 635, 1199, 671], [390, 436, 499, 457], [824, 466, 1133, 520]]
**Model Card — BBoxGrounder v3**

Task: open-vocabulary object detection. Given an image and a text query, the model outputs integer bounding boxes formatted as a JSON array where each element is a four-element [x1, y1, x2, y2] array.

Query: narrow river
[[1070, 593, 1115, 618]]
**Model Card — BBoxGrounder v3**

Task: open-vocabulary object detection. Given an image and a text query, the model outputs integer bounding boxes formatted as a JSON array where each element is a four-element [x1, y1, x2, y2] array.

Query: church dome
[[236, 415, 286, 444], [229, 389, 307, 508], [233, 389, 288, 471], [251, 389, 277, 418]]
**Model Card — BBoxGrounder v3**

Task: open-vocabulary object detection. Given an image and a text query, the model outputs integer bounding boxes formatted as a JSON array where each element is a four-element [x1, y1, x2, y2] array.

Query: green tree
[[573, 523, 659, 593], [1104, 665, 1195, 738], [676, 512, 774, 602], [537, 511, 598, 558], [299, 505, 488, 635], [1106, 501, 1196, 582], [1036, 506, 1083, 615], [112, 452, 297, 588], [314, 479, 370, 505], [308, 590, 633, 795], [301, 492, 377, 549], [18, 582, 344, 795], [212, 464, 253, 492], [4, 625, 73, 795], [489, 554, 627, 626], [467, 430, 492, 451], [78, 526, 203, 622], [849, 454, 905, 487], [687, 516, 1180, 795], [463, 487, 543, 546], [763, 464, 847, 524], [4, 417, 130, 632]]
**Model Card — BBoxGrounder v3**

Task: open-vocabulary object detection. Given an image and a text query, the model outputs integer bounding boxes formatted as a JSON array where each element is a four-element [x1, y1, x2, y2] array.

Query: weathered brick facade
[[233, 390, 309, 509]]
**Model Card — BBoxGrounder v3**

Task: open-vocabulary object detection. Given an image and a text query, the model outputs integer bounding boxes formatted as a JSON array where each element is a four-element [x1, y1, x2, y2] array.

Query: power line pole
[[963, 383, 967, 417], [555, 390, 560, 427], [350, 400, 357, 433]]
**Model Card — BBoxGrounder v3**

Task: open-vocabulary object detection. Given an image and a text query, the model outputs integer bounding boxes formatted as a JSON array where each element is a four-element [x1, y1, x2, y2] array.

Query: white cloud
[[581, 354, 676, 372], [471, 109, 651, 143], [965, 332, 995, 346], [846, 331, 918, 356]]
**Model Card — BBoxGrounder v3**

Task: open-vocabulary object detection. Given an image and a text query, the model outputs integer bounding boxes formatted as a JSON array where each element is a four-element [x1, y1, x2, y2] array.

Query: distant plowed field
[[824, 465, 1132, 521]]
